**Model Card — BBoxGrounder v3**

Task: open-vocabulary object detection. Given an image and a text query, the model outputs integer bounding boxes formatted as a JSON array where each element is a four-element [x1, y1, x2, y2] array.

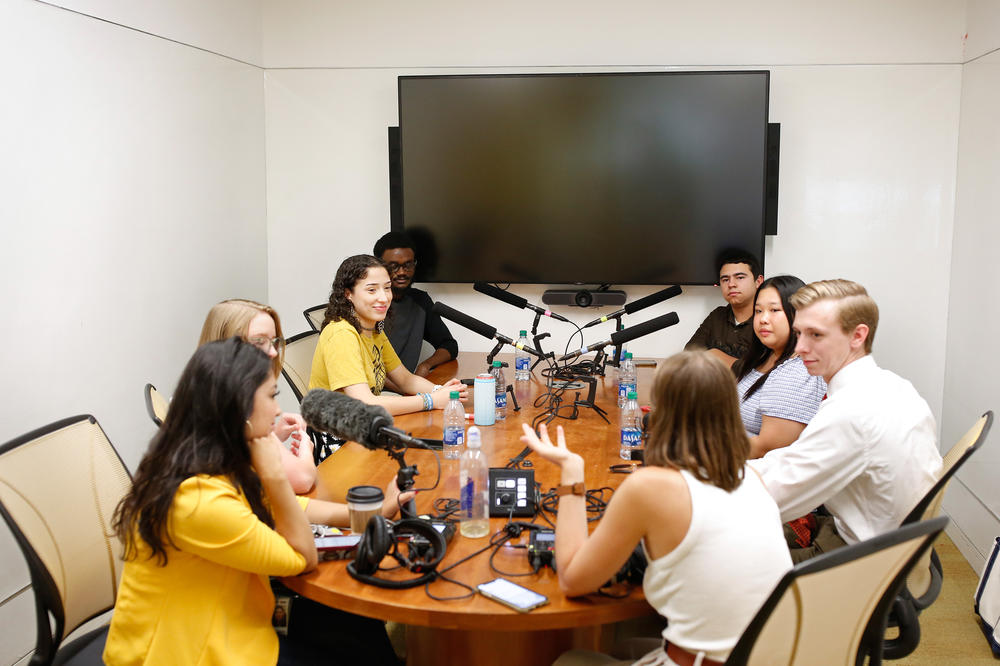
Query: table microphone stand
[[608, 313, 626, 369], [485, 341, 505, 372], [572, 375, 610, 424], [529, 312, 557, 372], [384, 441, 419, 519]]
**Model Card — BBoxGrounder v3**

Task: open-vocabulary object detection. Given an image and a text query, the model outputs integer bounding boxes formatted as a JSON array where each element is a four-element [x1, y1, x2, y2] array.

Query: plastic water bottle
[[514, 330, 531, 382], [459, 426, 489, 538], [620, 391, 642, 460], [442, 391, 465, 460], [491, 360, 507, 421], [617, 352, 636, 408]]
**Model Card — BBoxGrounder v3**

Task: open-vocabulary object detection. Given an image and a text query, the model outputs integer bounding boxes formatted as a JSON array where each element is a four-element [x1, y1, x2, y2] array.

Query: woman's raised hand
[[519, 424, 582, 470]]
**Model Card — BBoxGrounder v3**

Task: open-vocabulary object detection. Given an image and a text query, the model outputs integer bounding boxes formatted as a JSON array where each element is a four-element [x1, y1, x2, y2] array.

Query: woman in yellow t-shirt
[[104, 339, 318, 666], [310, 254, 467, 415]]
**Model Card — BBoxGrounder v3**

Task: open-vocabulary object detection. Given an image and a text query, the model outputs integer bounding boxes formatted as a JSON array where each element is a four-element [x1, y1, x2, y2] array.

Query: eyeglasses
[[247, 336, 285, 352], [385, 260, 417, 274]]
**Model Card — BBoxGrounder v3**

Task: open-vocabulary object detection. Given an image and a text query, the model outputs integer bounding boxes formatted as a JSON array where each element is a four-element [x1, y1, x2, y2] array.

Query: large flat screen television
[[397, 71, 769, 285]]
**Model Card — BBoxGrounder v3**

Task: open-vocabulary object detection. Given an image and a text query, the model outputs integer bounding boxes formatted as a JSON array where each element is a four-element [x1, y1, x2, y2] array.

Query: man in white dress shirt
[[750, 279, 942, 562]]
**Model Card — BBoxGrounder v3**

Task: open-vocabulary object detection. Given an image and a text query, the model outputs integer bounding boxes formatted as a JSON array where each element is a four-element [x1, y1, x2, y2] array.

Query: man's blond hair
[[790, 279, 878, 353]]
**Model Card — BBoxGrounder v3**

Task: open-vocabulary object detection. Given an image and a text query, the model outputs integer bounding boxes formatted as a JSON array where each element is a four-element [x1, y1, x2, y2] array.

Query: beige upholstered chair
[[882, 410, 993, 658], [281, 330, 320, 403], [143, 383, 169, 427], [726, 516, 948, 666], [0, 415, 132, 665], [303, 305, 326, 332]]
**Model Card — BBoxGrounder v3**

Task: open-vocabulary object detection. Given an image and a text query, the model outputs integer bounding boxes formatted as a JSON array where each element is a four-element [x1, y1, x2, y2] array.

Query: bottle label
[[495, 392, 507, 409], [460, 478, 475, 517], [444, 426, 464, 447], [621, 427, 642, 447], [515, 357, 530, 371], [618, 382, 636, 399]]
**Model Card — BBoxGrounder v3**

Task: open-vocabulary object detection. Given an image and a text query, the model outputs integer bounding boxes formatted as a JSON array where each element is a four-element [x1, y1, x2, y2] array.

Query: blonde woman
[[199, 299, 411, 525]]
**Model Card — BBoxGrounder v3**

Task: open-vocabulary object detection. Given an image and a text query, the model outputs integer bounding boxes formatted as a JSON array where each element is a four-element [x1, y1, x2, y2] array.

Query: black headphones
[[347, 516, 447, 589]]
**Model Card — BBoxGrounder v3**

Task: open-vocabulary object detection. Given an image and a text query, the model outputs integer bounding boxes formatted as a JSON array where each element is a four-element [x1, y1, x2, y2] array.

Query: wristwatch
[[555, 482, 586, 497]]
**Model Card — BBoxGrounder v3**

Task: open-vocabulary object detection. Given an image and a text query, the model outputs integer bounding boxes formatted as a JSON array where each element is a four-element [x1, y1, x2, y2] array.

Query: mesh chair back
[[282, 330, 320, 403], [728, 516, 948, 666], [902, 410, 992, 598], [144, 383, 169, 427], [303, 305, 326, 332], [0, 415, 132, 661]]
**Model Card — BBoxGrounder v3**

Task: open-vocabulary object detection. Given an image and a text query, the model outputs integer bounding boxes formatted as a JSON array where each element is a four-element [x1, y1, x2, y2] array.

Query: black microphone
[[301, 389, 424, 450], [474, 282, 571, 323], [558, 311, 680, 362], [581, 285, 682, 329], [431, 302, 544, 357]]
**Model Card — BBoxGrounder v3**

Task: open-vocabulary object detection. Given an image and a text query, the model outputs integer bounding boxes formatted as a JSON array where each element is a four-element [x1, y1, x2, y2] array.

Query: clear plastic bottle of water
[[620, 390, 642, 460], [617, 352, 636, 408], [491, 360, 507, 421], [459, 426, 489, 538], [514, 330, 531, 382], [442, 390, 465, 460]]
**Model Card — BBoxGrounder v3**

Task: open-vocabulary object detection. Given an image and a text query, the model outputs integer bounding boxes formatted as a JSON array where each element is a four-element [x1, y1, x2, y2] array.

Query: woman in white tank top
[[520, 351, 792, 666]]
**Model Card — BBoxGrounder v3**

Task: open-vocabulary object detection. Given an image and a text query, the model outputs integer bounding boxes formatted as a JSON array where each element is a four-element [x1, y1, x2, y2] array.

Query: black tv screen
[[397, 71, 769, 285]]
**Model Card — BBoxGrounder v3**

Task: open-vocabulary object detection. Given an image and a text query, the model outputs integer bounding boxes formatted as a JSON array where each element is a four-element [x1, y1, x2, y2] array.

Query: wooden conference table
[[282, 353, 660, 666]]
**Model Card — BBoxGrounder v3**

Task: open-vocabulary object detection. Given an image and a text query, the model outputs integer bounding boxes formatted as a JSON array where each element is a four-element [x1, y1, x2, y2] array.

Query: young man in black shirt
[[684, 249, 763, 367], [374, 231, 458, 377]]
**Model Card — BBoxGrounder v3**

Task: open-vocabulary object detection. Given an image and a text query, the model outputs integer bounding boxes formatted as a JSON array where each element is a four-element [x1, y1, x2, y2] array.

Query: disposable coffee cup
[[346, 485, 384, 534]]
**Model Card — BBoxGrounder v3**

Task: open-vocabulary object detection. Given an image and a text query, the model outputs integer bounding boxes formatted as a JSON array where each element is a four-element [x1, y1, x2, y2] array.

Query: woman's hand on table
[[431, 378, 468, 408]]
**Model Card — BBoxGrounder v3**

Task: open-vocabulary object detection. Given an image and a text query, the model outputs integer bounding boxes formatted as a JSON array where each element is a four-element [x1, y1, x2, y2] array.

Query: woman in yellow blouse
[[310, 254, 467, 415], [105, 338, 317, 665]]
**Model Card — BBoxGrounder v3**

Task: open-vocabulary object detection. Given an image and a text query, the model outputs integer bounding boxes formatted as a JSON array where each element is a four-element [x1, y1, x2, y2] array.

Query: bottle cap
[[625, 352, 633, 359], [450, 390, 460, 399], [627, 391, 638, 400], [466, 426, 482, 448], [492, 360, 502, 367], [519, 330, 527, 336]]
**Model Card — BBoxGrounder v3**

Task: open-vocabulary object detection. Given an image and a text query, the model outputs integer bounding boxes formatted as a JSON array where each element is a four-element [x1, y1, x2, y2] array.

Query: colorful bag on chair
[[974, 536, 1000, 656]]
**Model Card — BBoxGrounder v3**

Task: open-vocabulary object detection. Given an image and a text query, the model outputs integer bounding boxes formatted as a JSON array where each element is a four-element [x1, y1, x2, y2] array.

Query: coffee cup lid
[[346, 485, 384, 503]]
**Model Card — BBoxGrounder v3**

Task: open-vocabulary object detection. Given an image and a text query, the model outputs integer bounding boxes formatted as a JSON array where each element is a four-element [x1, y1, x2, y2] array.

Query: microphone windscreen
[[301, 389, 392, 450], [432, 302, 498, 340], [610, 311, 680, 346], [623, 285, 682, 315], [474, 282, 528, 310]]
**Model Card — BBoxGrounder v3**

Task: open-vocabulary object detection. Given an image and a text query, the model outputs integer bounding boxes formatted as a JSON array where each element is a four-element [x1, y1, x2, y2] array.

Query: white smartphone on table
[[477, 578, 549, 613]]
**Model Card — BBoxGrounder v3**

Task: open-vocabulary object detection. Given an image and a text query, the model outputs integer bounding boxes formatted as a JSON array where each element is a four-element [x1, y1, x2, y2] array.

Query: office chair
[[881, 410, 993, 659], [303, 305, 326, 332], [725, 515, 949, 666], [281, 330, 320, 404], [143, 383, 169, 427], [0, 415, 132, 665]]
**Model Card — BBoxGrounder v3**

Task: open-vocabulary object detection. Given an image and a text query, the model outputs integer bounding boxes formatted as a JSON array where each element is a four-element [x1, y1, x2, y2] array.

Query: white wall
[[261, 0, 963, 68], [41, 0, 263, 65], [941, 2, 1000, 571], [263, 6, 962, 420], [0, 1, 266, 662]]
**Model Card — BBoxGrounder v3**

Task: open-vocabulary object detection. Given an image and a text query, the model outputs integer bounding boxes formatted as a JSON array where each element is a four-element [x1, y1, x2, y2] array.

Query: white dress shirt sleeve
[[749, 401, 869, 523]]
